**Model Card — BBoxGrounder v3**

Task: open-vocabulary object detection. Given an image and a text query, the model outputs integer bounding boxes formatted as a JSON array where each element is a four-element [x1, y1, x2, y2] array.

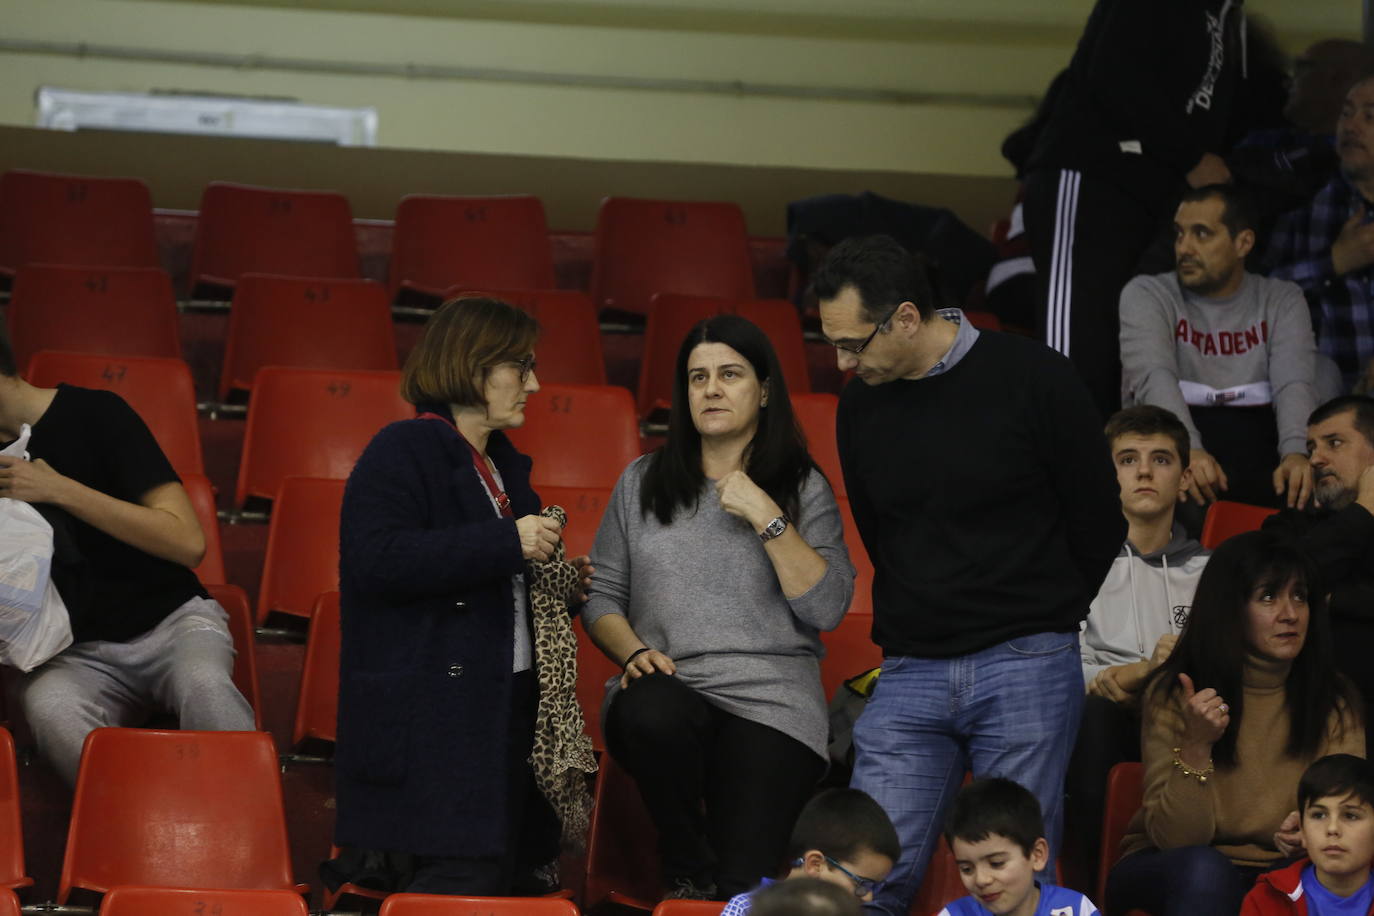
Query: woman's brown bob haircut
[[400, 297, 539, 408]]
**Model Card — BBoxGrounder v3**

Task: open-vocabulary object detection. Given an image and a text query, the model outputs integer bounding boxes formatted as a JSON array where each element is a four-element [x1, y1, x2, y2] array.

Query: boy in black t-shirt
[[0, 332, 253, 783]]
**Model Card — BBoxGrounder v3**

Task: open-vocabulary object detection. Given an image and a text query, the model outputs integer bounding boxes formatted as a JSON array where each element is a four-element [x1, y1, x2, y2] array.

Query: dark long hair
[[1146, 529, 1356, 768], [640, 314, 813, 525]]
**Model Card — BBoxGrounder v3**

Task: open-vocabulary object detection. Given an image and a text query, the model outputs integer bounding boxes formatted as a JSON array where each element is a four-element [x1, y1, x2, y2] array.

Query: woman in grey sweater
[[583, 314, 856, 902]]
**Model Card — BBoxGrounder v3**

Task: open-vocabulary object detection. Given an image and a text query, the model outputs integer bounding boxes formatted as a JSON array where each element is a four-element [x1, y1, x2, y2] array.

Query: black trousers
[[604, 672, 825, 898], [1063, 695, 1141, 885], [1024, 168, 1165, 421], [1190, 405, 1283, 508], [1106, 846, 1265, 916]]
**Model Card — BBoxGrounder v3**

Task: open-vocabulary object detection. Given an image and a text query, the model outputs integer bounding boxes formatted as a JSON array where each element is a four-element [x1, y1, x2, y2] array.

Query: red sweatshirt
[[1242, 859, 1374, 916]]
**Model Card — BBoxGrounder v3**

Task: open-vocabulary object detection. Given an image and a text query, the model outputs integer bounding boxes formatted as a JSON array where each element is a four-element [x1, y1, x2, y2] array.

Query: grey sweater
[[582, 456, 855, 760], [1120, 271, 1317, 457]]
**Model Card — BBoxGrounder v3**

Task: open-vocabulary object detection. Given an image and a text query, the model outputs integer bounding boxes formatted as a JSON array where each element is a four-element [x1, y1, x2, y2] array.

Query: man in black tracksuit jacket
[[1023, 0, 1248, 420]]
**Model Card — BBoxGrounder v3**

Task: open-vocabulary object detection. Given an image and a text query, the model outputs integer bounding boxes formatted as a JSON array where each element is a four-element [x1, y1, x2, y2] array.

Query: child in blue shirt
[[722, 788, 899, 915], [938, 778, 1098, 916], [1242, 754, 1374, 916]]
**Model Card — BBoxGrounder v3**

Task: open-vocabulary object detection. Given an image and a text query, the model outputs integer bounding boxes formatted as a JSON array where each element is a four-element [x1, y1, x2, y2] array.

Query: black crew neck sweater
[[837, 331, 1124, 658]]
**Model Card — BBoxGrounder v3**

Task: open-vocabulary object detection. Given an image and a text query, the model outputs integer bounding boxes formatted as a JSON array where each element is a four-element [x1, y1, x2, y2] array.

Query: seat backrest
[[257, 477, 346, 624], [204, 583, 264, 731], [392, 195, 555, 299], [0, 888, 18, 916], [9, 266, 181, 371], [181, 473, 226, 586], [818, 612, 881, 701], [220, 274, 397, 399], [964, 310, 1003, 331], [792, 393, 844, 500], [735, 299, 811, 394], [505, 384, 641, 490], [1201, 500, 1279, 550], [235, 367, 410, 508], [190, 182, 360, 293], [101, 885, 308, 916], [534, 486, 614, 559], [449, 288, 607, 386], [379, 893, 579, 916], [0, 729, 29, 891], [650, 902, 725, 915], [292, 591, 341, 748], [24, 351, 204, 478], [591, 197, 754, 316], [584, 752, 661, 910], [1096, 762, 1144, 904], [912, 836, 974, 916], [58, 728, 299, 902], [0, 169, 159, 275]]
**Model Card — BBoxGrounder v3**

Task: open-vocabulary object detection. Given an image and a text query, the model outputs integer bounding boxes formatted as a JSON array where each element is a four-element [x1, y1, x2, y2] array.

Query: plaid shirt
[[1268, 173, 1374, 386]]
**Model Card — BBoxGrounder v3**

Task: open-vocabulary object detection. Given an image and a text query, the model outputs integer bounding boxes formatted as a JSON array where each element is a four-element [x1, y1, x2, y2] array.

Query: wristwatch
[[758, 515, 789, 542]]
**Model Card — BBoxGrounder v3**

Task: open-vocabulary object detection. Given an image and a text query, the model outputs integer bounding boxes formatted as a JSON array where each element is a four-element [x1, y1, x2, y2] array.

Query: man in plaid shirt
[[1270, 76, 1374, 390]]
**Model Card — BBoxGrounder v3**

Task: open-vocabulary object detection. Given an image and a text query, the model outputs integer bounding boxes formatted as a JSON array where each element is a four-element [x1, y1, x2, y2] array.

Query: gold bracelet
[[1172, 747, 1214, 783]]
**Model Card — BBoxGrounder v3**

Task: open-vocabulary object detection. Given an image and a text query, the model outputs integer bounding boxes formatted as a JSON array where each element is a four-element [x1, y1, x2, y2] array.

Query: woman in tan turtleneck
[[1104, 530, 1364, 916]]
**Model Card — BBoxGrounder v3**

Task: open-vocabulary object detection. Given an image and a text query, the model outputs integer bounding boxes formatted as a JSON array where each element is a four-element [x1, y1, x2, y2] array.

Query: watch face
[[763, 517, 787, 540]]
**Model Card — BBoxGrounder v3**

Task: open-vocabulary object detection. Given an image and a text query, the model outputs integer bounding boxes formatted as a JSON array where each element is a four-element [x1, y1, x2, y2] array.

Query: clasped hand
[[715, 469, 781, 532]]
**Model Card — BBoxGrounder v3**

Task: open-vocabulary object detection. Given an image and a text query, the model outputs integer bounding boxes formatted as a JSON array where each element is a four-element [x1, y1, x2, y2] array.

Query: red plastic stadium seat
[[0, 888, 17, 916], [1201, 500, 1279, 550], [584, 752, 661, 910], [505, 384, 641, 490], [205, 583, 265, 731], [57, 728, 306, 903], [292, 591, 340, 749], [448, 288, 607, 386], [25, 351, 204, 478], [536, 486, 613, 559], [189, 182, 361, 294], [836, 499, 874, 616], [574, 620, 620, 752], [792, 394, 844, 500], [392, 195, 555, 300], [1097, 762, 1144, 906], [256, 477, 345, 624], [909, 837, 970, 916], [638, 294, 810, 419], [591, 197, 755, 316], [0, 729, 31, 891], [0, 169, 159, 277], [220, 275, 397, 400], [379, 893, 579, 916], [8, 266, 180, 371], [819, 613, 880, 701], [964, 310, 1003, 331], [235, 367, 410, 508], [651, 902, 725, 916], [182, 473, 226, 587], [100, 886, 308, 916]]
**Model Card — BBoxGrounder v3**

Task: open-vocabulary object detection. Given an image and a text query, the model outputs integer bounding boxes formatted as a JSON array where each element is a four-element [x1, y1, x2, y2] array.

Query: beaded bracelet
[[1171, 747, 1215, 783], [623, 647, 651, 669]]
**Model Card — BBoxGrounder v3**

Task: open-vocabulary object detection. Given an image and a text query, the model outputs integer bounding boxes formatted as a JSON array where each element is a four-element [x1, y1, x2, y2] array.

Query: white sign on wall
[[35, 87, 378, 146]]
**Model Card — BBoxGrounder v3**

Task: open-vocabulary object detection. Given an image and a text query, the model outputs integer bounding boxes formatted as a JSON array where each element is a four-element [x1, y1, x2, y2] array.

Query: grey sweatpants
[[19, 595, 256, 785]]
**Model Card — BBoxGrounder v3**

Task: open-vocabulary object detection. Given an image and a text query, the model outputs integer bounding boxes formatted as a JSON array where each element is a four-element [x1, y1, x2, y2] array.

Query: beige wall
[[0, 0, 1360, 181]]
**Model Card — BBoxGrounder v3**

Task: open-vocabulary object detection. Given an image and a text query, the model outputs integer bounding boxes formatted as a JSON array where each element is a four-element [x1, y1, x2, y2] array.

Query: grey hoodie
[[1079, 523, 1209, 686]]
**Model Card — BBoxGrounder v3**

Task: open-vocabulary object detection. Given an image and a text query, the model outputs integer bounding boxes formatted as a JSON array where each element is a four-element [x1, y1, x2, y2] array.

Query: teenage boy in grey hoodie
[[1066, 405, 1210, 878]]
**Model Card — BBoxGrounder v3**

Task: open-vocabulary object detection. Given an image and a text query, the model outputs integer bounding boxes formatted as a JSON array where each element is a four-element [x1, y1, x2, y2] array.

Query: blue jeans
[[850, 630, 1084, 915]]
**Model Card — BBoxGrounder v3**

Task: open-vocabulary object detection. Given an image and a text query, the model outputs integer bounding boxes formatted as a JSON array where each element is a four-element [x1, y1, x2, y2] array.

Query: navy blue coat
[[334, 415, 539, 857]]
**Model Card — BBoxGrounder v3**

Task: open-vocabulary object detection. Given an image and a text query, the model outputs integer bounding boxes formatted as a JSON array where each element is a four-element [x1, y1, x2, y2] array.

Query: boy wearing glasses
[[941, 778, 1097, 916], [721, 788, 900, 915]]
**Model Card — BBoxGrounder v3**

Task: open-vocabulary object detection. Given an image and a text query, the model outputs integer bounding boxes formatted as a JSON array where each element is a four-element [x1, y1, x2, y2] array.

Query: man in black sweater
[[1263, 394, 1374, 755], [814, 236, 1124, 915], [1022, 0, 1247, 419]]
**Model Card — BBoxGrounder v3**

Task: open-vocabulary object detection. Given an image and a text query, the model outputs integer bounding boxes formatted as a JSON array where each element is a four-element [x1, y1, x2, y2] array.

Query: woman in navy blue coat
[[327, 297, 587, 896]]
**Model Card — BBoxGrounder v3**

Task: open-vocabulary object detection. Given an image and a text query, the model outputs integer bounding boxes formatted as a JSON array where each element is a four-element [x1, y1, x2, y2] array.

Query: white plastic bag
[[0, 425, 73, 671]]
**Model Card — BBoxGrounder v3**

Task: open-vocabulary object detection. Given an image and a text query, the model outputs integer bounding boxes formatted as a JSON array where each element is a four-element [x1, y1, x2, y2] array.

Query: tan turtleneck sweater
[[1120, 654, 1365, 868]]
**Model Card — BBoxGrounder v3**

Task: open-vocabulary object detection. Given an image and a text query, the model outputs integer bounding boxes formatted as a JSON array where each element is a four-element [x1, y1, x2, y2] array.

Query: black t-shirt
[[16, 385, 205, 643]]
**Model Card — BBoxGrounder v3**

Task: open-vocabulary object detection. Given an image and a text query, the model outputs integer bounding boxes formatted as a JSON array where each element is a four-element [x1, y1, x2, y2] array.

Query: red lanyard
[[418, 412, 513, 518]]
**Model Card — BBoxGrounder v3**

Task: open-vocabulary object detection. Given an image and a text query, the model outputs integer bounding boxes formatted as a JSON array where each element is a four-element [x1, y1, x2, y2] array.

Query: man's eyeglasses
[[830, 303, 902, 355], [792, 856, 882, 899]]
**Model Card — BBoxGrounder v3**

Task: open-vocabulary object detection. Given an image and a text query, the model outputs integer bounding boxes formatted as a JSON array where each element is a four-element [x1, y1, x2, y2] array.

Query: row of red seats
[[6, 265, 812, 414], [0, 169, 758, 312]]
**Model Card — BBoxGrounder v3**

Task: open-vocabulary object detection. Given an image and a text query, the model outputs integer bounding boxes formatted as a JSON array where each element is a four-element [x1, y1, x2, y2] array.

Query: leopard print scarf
[[527, 504, 598, 853]]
